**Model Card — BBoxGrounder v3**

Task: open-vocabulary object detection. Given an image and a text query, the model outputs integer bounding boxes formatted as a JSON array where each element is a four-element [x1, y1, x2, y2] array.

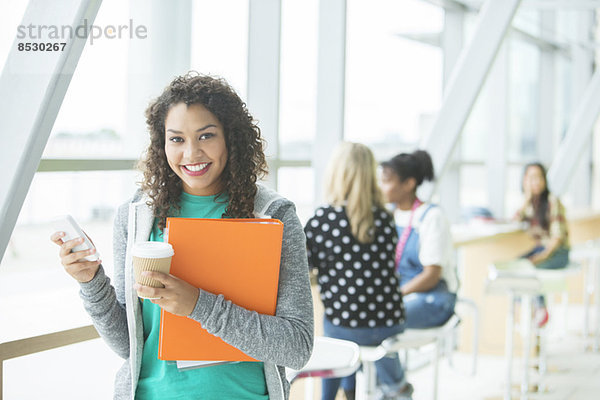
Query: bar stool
[[356, 314, 461, 400], [487, 260, 581, 400], [536, 262, 582, 337], [487, 263, 540, 400], [286, 336, 360, 400]]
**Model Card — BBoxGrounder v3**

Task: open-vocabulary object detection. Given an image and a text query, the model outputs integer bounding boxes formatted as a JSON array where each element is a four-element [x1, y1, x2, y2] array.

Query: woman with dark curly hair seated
[[380, 150, 458, 330], [51, 72, 314, 400]]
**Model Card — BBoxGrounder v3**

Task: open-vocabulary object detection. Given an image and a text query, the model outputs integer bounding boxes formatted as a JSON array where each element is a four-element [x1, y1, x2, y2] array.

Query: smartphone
[[52, 214, 100, 262]]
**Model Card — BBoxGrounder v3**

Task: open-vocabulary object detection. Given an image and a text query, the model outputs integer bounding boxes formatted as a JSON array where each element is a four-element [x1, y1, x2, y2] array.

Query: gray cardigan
[[78, 185, 314, 399]]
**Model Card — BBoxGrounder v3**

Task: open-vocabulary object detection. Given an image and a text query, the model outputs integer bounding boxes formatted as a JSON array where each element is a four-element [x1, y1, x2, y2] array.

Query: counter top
[[451, 222, 524, 247]]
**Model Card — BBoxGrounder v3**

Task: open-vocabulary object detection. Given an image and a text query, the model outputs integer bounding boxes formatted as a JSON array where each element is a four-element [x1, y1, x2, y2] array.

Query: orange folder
[[158, 217, 283, 362]]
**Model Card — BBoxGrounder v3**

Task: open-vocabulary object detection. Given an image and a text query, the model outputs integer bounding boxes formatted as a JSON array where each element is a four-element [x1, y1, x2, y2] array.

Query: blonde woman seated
[[305, 142, 412, 400]]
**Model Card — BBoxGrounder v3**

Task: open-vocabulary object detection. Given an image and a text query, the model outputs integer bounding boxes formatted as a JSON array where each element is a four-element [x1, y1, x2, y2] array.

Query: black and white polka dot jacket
[[304, 205, 405, 328]]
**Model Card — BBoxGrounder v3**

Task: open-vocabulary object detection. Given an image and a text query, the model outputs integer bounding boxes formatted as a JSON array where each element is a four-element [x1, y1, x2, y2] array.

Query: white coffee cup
[[132, 241, 174, 299]]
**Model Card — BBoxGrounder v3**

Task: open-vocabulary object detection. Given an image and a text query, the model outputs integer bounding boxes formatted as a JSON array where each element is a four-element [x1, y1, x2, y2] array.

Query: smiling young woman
[[51, 72, 313, 400]]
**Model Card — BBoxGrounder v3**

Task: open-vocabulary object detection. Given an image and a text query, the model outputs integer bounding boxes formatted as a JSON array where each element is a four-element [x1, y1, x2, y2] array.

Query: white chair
[[356, 314, 462, 400], [286, 336, 361, 400]]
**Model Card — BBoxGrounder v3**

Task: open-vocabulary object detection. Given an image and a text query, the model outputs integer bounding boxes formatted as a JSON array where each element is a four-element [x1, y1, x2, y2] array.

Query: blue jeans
[[321, 317, 406, 400], [523, 245, 569, 270], [401, 280, 456, 329], [522, 245, 570, 307]]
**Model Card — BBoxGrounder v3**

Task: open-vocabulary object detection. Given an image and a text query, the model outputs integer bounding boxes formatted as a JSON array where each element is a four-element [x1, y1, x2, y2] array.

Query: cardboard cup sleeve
[[133, 256, 172, 288]]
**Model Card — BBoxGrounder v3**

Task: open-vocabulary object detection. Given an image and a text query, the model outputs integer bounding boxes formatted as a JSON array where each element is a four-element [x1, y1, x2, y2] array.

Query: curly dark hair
[[138, 72, 268, 229]]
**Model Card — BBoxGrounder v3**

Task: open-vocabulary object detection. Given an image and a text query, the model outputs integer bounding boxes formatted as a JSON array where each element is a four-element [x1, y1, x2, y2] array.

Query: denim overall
[[396, 205, 456, 329]]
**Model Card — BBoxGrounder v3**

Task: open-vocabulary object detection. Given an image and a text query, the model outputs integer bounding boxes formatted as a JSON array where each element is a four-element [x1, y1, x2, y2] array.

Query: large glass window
[[1, 0, 141, 366], [507, 39, 540, 163], [460, 7, 542, 218], [555, 55, 572, 145], [277, 167, 314, 225], [44, 0, 131, 160], [279, 0, 318, 161], [3, 0, 140, 281], [505, 163, 525, 218], [190, 0, 248, 98], [459, 164, 487, 210], [461, 75, 494, 163], [345, 0, 443, 161]]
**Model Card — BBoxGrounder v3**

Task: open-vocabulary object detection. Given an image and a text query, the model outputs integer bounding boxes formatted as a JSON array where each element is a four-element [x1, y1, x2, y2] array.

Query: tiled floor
[[407, 335, 600, 400], [290, 316, 600, 400], [3, 300, 600, 399]]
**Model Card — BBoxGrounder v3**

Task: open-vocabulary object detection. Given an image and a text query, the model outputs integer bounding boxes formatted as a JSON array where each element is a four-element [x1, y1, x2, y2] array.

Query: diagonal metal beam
[[547, 67, 600, 197], [419, 0, 522, 199], [0, 0, 103, 264]]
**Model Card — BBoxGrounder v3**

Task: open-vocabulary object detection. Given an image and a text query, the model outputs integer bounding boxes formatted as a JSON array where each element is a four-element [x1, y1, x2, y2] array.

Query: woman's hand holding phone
[[50, 232, 102, 283]]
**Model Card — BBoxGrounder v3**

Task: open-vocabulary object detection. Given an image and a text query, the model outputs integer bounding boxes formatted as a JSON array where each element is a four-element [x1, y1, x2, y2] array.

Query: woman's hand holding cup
[[131, 241, 198, 317], [134, 272, 200, 317]]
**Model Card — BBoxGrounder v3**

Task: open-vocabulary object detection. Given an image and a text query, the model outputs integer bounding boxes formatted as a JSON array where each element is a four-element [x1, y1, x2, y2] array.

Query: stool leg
[[359, 361, 377, 400], [532, 326, 546, 394], [546, 293, 555, 338], [433, 339, 441, 400], [595, 256, 600, 352], [561, 291, 569, 338], [472, 304, 479, 376], [356, 363, 371, 400], [355, 367, 365, 400], [304, 378, 314, 400], [539, 327, 547, 377], [584, 261, 591, 344], [505, 292, 515, 400], [446, 329, 455, 367], [521, 294, 533, 400]]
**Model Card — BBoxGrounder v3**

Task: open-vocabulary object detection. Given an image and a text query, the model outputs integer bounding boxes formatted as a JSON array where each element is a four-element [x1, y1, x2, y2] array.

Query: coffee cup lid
[[132, 241, 174, 258]]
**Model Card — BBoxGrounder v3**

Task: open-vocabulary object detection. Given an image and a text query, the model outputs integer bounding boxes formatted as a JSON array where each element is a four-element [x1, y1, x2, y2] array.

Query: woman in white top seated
[[380, 150, 458, 329]]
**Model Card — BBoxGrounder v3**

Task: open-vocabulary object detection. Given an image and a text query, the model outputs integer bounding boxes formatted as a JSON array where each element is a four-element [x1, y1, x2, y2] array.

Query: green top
[[135, 191, 268, 400]]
